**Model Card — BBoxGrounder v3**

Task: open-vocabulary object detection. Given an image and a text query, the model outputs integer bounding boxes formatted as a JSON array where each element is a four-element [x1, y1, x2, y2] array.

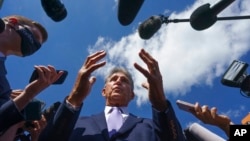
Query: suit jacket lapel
[[92, 112, 109, 141], [117, 114, 142, 135], [91, 113, 143, 140]]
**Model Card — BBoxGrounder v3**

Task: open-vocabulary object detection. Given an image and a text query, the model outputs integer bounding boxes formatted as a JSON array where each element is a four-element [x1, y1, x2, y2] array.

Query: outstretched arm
[[13, 65, 63, 111], [134, 49, 167, 111], [39, 50, 106, 141], [67, 50, 106, 106], [134, 49, 185, 141], [0, 65, 63, 134]]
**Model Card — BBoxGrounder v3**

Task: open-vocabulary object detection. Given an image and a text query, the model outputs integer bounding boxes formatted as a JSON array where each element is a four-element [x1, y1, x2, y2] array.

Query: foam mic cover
[[190, 0, 235, 30], [0, 18, 5, 34], [138, 15, 162, 40], [184, 123, 226, 141], [41, 0, 67, 22], [118, 0, 144, 26]]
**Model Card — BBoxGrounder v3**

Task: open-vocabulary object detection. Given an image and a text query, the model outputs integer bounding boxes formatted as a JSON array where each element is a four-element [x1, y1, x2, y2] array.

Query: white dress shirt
[[104, 106, 129, 125]]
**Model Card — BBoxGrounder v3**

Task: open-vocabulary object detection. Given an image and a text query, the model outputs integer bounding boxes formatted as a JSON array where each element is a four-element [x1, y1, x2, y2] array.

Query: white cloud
[[221, 105, 246, 119], [89, 0, 250, 106]]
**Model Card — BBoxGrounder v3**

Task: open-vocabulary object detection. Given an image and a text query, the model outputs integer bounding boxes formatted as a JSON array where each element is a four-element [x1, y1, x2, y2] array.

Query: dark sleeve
[[152, 100, 186, 141], [0, 57, 24, 135], [0, 100, 24, 135], [38, 99, 82, 141]]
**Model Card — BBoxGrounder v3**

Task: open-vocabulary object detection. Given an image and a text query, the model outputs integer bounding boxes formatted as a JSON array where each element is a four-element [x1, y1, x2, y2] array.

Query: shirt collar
[[104, 106, 129, 115]]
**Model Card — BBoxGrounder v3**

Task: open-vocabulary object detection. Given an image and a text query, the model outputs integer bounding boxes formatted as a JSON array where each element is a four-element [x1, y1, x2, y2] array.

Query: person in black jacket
[[0, 14, 50, 135]]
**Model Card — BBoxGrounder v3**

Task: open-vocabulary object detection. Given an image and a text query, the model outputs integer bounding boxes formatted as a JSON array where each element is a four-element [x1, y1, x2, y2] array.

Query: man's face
[[2, 17, 43, 56], [102, 72, 134, 107]]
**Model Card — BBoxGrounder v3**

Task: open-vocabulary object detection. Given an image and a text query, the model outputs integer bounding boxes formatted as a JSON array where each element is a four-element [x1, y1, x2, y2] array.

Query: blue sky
[[1, 0, 250, 139]]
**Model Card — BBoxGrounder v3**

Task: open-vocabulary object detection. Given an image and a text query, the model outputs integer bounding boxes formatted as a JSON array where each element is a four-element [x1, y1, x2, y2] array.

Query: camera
[[23, 99, 45, 128], [41, 0, 67, 22], [221, 60, 250, 97], [42, 101, 61, 121], [23, 101, 61, 128]]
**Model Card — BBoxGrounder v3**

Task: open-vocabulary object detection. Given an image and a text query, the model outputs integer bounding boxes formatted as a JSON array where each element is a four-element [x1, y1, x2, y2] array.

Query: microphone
[[0, 0, 4, 9], [41, 0, 67, 22], [190, 0, 235, 30], [118, 0, 144, 26], [138, 15, 165, 40], [0, 18, 5, 34]]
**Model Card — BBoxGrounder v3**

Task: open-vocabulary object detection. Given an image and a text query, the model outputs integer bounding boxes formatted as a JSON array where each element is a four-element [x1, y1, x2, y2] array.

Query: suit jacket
[[69, 100, 185, 141], [0, 57, 24, 135]]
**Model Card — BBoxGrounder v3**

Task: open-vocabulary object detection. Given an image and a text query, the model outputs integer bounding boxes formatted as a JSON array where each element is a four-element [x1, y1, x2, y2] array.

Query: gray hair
[[105, 67, 134, 90]]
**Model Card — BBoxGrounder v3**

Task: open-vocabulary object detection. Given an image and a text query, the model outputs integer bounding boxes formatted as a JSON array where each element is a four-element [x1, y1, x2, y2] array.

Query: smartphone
[[176, 100, 195, 112], [29, 69, 68, 84]]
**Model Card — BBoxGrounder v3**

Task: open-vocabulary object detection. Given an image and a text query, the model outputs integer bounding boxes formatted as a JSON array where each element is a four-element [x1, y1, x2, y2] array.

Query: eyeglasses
[[4, 17, 42, 56]]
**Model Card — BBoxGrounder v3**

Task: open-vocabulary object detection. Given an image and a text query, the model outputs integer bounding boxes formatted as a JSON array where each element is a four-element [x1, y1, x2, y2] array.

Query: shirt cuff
[[65, 99, 81, 111]]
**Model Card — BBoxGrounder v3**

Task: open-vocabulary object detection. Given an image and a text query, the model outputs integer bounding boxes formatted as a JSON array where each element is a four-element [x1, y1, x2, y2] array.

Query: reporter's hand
[[10, 89, 23, 99], [190, 103, 232, 137], [13, 65, 63, 111], [24, 115, 47, 141], [24, 65, 64, 95], [134, 49, 168, 111], [67, 50, 106, 106]]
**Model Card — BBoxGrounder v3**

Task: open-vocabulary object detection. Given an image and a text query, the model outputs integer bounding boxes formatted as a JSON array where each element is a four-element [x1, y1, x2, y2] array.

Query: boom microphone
[[118, 0, 144, 26], [190, 0, 235, 30], [138, 15, 164, 40], [41, 0, 67, 22], [0, 0, 4, 9]]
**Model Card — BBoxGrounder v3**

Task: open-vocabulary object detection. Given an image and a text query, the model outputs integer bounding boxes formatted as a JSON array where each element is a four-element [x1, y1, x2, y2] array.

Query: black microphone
[[41, 0, 67, 22], [0, 0, 4, 9], [118, 0, 144, 26], [138, 15, 165, 40], [0, 18, 5, 34], [190, 0, 235, 30]]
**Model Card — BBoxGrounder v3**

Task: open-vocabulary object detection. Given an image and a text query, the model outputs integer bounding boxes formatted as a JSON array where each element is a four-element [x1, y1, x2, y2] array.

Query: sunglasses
[[4, 17, 42, 56]]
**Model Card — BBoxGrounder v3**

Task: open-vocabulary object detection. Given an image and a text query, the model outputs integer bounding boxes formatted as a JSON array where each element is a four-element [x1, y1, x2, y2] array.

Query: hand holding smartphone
[[29, 69, 68, 84], [176, 100, 195, 112]]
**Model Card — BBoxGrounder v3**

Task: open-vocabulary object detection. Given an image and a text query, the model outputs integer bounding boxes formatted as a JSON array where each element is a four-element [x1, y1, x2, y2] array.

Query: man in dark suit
[[40, 49, 185, 141]]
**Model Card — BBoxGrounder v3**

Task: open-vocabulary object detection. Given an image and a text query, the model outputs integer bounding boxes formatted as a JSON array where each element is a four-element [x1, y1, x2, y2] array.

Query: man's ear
[[130, 91, 135, 100], [102, 86, 106, 97]]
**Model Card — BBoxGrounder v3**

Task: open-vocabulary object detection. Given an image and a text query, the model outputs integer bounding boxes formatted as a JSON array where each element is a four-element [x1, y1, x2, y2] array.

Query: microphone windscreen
[[118, 0, 144, 26], [0, 18, 5, 34], [190, 0, 235, 31], [0, 0, 4, 9], [138, 15, 162, 40], [190, 3, 217, 31], [184, 123, 226, 141], [41, 0, 67, 22]]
